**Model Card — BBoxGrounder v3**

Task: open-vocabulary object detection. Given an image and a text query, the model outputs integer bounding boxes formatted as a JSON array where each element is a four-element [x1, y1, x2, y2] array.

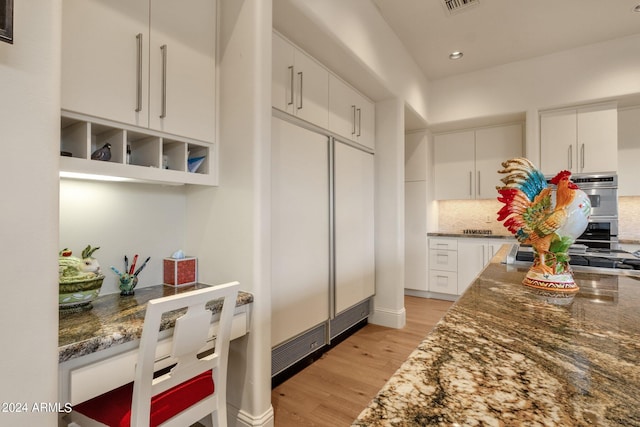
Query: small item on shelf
[[61, 151, 72, 157], [126, 144, 131, 164], [91, 143, 112, 161], [188, 156, 205, 173], [59, 245, 104, 311], [164, 249, 197, 286], [111, 254, 150, 296]]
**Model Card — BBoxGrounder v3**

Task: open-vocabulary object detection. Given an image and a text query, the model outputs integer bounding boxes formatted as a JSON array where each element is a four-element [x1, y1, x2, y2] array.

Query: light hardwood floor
[[271, 296, 454, 427]]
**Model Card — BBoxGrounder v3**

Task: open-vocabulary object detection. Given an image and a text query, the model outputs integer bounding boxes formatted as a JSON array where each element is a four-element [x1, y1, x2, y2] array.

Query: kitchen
[[2, 1, 640, 426]]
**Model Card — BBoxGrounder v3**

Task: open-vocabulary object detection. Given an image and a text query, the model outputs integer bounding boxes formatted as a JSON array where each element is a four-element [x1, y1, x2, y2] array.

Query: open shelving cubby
[[60, 111, 216, 185]]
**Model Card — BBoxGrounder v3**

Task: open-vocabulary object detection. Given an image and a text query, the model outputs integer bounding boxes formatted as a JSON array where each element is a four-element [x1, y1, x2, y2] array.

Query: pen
[[129, 254, 138, 275], [110, 266, 122, 276], [124, 255, 129, 274], [134, 256, 151, 277]]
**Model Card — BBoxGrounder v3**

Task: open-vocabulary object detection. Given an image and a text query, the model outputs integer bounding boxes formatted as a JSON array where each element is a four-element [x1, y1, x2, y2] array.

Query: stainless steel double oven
[[547, 172, 619, 249]]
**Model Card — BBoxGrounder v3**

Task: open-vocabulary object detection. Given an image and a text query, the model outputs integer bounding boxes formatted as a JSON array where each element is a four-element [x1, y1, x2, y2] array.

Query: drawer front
[[428, 270, 458, 295], [429, 249, 458, 272], [429, 238, 458, 251]]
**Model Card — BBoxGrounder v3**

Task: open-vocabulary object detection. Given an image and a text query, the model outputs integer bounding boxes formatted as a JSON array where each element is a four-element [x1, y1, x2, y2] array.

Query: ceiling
[[371, 0, 640, 80]]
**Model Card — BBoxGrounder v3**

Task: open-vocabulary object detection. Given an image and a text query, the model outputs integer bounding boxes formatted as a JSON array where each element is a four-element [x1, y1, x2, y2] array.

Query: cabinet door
[[357, 97, 376, 150], [618, 106, 640, 196], [62, 0, 149, 127], [405, 181, 427, 291], [577, 104, 617, 173], [294, 49, 329, 129], [272, 32, 296, 115], [457, 240, 486, 295], [334, 143, 375, 314], [475, 124, 523, 199], [540, 110, 577, 175], [271, 118, 330, 347], [148, 0, 216, 142], [434, 131, 475, 200], [328, 75, 358, 141]]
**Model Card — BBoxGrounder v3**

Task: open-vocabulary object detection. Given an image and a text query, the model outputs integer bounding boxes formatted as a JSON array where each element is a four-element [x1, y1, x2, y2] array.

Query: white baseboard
[[229, 404, 274, 427], [369, 305, 406, 329]]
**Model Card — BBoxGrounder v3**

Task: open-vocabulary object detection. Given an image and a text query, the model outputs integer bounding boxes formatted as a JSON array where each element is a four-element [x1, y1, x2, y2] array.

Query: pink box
[[163, 257, 197, 286]]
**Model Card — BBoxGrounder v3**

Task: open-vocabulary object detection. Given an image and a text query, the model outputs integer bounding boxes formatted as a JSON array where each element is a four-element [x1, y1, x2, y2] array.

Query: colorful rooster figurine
[[497, 158, 591, 292]]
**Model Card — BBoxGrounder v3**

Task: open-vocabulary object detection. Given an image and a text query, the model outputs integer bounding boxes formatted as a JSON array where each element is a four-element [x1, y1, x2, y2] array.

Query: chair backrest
[[130, 281, 240, 427]]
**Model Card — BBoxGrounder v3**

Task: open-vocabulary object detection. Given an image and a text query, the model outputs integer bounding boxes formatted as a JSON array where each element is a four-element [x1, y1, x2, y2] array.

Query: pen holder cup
[[118, 273, 138, 296]]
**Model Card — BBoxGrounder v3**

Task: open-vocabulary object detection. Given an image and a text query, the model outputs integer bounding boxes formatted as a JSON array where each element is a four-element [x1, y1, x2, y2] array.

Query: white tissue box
[[163, 257, 197, 286]]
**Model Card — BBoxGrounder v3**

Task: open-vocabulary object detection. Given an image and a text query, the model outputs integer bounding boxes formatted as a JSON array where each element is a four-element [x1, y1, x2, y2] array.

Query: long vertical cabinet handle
[[477, 171, 481, 197], [580, 143, 585, 171], [287, 66, 294, 105], [568, 145, 572, 170], [469, 171, 472, 197], [351, 105, 357, 135], [160, 44, 168, 118], [357, 108, 362, 137], [297, 72, 303, 110], [135, 33, 143, 112]]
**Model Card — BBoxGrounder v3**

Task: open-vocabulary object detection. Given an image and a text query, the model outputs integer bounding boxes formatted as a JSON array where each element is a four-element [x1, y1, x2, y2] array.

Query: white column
[[371, 98, 406, 329], [186, 0, 274, 425]]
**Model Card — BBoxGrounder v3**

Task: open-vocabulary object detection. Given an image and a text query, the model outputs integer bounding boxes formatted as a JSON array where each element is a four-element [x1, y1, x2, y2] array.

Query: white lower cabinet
[[428, 238, 458, 295], [428, 237, 510, 299], [457, 240, 504, 294]]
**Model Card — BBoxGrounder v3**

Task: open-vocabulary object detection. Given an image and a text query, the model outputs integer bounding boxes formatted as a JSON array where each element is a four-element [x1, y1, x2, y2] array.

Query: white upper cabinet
[[434, 123, 523, 200], [618, 106, 640, 196], [272, 32, 329, 129], [329, 75, 375, 150], [62, 0, 216, 143], [540, 103, 617, 175]]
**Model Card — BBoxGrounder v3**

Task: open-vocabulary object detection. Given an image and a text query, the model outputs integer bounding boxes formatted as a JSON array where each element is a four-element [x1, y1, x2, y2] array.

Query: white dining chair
[[62, 281, 240, 427]]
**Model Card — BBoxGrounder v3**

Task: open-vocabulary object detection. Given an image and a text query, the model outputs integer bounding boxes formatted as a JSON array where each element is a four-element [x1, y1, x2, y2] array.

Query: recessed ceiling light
[[449, 51, 463, 60]]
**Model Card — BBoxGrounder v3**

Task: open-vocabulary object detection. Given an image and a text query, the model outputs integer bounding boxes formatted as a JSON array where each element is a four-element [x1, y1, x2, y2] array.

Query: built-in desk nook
[[58, 284, 253, 406]]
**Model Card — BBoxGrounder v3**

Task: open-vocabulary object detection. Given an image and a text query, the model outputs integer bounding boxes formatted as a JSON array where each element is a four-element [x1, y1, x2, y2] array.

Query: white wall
[[59, 180, 187, 295], [429, 33, 640, 137], [0, 1, 61, 425]]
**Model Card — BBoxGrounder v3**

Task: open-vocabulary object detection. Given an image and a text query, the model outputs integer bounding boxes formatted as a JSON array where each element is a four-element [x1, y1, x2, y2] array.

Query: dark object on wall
[[0, 0, 13, 44]]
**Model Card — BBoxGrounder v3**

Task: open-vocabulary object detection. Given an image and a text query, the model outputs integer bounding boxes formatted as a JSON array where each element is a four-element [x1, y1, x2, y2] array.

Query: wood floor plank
[[271, 296, 454, 426]]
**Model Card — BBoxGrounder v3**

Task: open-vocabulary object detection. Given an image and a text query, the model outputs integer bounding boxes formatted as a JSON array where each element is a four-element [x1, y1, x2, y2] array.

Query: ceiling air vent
[[442, 0, 479, 15]]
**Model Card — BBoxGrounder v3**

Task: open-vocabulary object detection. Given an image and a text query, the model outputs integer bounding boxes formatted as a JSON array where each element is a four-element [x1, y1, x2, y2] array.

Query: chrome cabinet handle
[[469, 171, 473, 196], [580, 143, 585, 171], [287, 66, 294, 106], [568, 145, 573, 170], [357, 108, 362, 137], [297, 71, 303, 110], [477, 171, 481, 196], [160, 44, 167, 119], [351, 105, 356, 135], [135, 33, 143, 112]]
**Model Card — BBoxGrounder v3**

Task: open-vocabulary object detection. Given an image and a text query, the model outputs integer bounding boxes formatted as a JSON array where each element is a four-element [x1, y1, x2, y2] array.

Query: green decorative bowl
[[59, 275, 104, 311]]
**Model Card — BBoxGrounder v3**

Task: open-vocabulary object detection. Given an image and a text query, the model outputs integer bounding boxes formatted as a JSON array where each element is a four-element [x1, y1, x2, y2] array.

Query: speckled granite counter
[[354, 248, 640, 426], [59, 283, 253, 363]]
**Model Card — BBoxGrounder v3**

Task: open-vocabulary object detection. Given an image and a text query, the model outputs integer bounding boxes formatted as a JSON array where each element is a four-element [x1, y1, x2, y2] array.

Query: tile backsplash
[[436, 196, 640, 241]]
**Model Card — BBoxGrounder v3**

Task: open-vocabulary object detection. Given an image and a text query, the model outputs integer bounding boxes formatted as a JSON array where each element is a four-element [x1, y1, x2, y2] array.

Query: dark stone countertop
[[428, 232, 515, 239], [59, 283, 253, 363], [354, 248, 640, 426]]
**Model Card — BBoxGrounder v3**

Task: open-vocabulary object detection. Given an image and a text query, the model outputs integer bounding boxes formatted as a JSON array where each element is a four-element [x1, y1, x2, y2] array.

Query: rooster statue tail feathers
[[496, 158, 550, 243]]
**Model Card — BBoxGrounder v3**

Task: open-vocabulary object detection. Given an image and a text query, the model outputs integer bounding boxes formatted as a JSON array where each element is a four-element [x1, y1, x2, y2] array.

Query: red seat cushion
[[74, 370, 214, 427]]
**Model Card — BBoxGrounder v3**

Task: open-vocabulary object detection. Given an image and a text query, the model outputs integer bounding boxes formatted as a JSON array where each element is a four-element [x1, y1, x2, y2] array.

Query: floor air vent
[[271, 324, 326, 377], [330, 299, 371, 340], [442, 0, 479, 14]]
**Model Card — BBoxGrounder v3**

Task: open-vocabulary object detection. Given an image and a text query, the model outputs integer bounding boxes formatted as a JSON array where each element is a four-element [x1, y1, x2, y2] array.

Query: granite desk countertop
[[59, 283, 253, 363], [354, 248, 640, 426]]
